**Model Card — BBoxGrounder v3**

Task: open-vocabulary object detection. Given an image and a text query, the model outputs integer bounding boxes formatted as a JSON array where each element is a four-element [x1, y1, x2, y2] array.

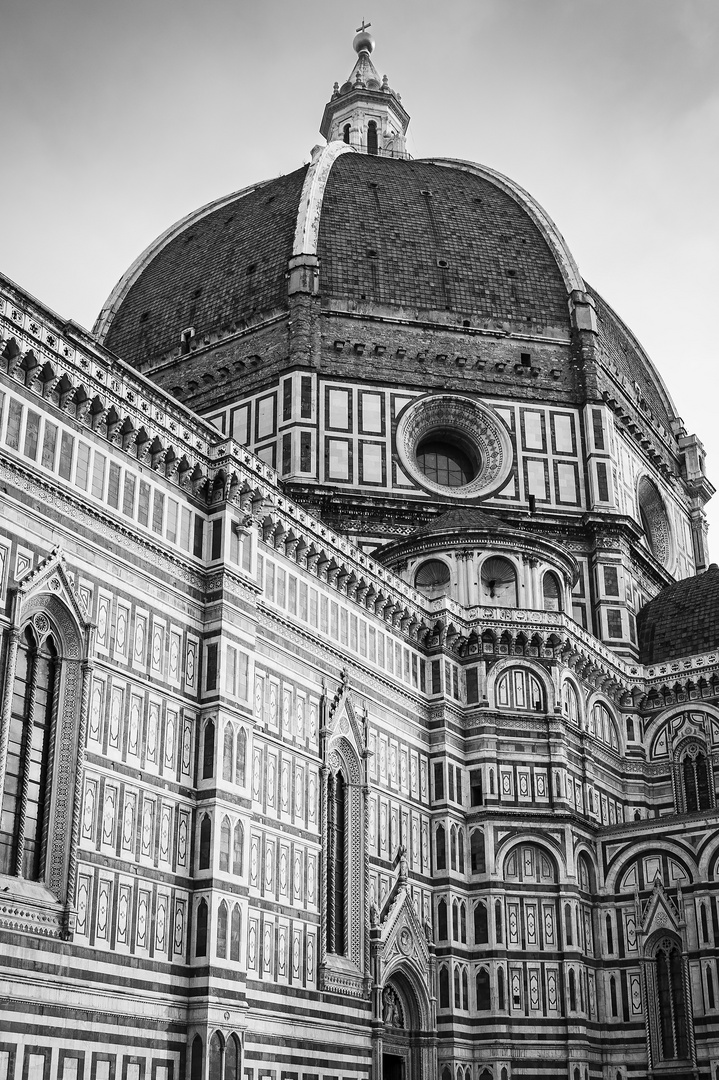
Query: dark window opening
[[416, 439, 475, 487], [343, 123, 350, 144], [367, 120, 378, 155]]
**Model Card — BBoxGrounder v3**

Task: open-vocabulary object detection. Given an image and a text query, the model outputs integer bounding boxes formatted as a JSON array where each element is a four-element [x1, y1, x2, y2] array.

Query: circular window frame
[[395, 394, 513, 500]]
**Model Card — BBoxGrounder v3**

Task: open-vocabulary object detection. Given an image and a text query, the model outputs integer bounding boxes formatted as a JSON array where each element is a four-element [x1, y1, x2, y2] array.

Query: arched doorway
[[375, 968, 435, 1080]]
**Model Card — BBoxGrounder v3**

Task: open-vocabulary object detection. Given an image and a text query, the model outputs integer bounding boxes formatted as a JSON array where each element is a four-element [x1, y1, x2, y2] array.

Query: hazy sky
[[3, 0, 718, 547]]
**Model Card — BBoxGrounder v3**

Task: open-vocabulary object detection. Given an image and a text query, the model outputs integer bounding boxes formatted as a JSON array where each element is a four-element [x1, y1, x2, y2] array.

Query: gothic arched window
[[343, 123, 350, 144], [223, 724, 233, 781], [678, 743, 713, 812], [219, 817, 231, 872], [326, 770, 347, 955], [235, 727, 247, 786], [470, 828, 485, 874], [474, 901, 488, 944], [208, 1032, 223, 1080], [196, 898, 208, 957], [436, 824, 447, 870], [225, 1035, 241, 1080], [230, 904, 241, 962], [651, 938, 690, 1062], [438, 898, 448, 940], [495, 899, 503, 943], [199, 815, 212, 870], [476, 968, 491, 1011], [498, 966, 505, 1011], [439, 966, 449, 1008], [202, 719, 215, 779], [233, 821, 243, 875], [0, 626, 57, 879], [217, 900, 228, 957], [190, 1037, 203, 1080]]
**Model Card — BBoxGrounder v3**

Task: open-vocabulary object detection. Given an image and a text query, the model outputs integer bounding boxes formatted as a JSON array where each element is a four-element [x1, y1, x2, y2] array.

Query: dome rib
[[428, 158, 585, 295]]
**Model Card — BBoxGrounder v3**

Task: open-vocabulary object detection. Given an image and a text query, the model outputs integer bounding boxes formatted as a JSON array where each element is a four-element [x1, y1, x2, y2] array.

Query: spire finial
[[353, 20, 375, 55]]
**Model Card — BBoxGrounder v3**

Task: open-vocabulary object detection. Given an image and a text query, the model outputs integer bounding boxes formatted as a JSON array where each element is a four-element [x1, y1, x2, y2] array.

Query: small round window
[[415, 559, 451, 598], [395, 394, 513, 501]]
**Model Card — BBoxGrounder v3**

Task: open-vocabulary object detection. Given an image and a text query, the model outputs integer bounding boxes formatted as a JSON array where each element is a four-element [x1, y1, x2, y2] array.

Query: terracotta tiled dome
[[637, 564, 719, 664]]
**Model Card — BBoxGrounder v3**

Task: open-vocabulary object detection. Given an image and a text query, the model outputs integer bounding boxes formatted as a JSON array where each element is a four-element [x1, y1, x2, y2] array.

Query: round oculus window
[[395, 394, 513, 500]]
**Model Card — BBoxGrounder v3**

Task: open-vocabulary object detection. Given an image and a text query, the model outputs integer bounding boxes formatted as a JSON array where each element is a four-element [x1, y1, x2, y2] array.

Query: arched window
[[542, 571, 562, 611], [209, 1031, 223, 1080], [0, 627, 57, 879], [562, 680, 580, 725], [452, 899, 459, 940], [476, 968, 491, 1010], [217, 900, 228, 958], [223, 724, 234, 781], [326, 770, 346, 955], [436, 824, 446, 870], [577, 853, 593, 894], [453, 967, 461, 1009], [230, 904, 241, 962], [680, 744, 713, 812], [233, 821, 243, 875], [610, 975, 618, 1016], [474, 902, 488, 944], [496, 668, 544, 711], [495, 899, 503, 943], [707, 966, 715, 1011], [460, 901, 467, 943], [450, 826, 457, 870], [462, 968, 469, 1009], [414, 559, 451, 599], [498, 967, 505, 1011], [458, 829, 465, 873], [367, 121, 378, 155], [439, 966, 450, 1008], [202, 719, 215, 779], [626, 716, 635, 741], [701, 904, 709, 943], [568, 969, 577, 1011], [480, 557, 518, 607], [225, 1034, 241, 1080], [438, 898, 448, 940], [606, 914, 614, 954], [219, 817, 231, 872], [589, 702, 619, 751], [196, 898, 208, 957], [235, 728, 247, 786], [191, 1037, 203, 1080], [199, 815, 212, 870], [470, 829, 485, 874], [343, 123, 350, 144], [564, 904, 573, 946], [652, 938, 689, 1060]]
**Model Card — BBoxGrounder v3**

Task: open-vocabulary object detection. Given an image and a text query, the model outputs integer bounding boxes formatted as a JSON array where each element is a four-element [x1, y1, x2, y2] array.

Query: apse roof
[[406, 506, 521, 540], [637, 564, 719, 664]]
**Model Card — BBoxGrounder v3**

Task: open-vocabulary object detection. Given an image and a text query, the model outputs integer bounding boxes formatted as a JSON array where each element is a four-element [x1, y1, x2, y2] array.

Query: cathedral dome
[[637, 564, 719, 665], [94, 147, 678, 441]]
